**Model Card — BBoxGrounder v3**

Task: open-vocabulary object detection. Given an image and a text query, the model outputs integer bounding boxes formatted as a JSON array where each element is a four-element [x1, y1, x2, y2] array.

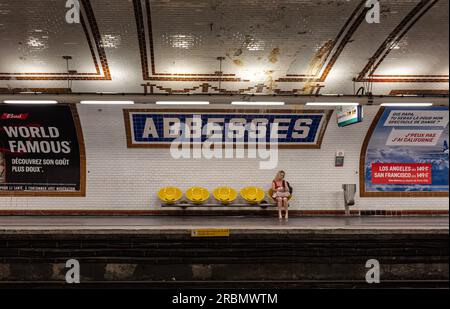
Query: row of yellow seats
[[158, 186, 267, 205]]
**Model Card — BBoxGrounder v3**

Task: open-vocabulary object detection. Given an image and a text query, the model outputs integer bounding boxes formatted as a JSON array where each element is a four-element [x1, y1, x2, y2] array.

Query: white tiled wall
[[0, 105, 448, 211]]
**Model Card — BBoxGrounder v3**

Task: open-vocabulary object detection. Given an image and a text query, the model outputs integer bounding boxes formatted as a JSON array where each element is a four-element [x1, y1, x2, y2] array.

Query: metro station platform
[[0, 215, 448, 232], [0, 216, 448, 289]]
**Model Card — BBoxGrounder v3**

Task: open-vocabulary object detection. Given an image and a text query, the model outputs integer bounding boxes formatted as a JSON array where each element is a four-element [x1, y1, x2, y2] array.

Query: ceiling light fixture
[[3, 100, 58, 104], [80, 101, 134, 105], [231, 101, 285, 106], [306, 102, 359, 106], [381, 103, 433, 107], [155, 101, 210, 105]]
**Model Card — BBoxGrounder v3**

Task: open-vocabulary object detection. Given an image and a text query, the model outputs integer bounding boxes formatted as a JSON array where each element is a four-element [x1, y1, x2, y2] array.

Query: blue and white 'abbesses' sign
[[124, 109, 332, 149]]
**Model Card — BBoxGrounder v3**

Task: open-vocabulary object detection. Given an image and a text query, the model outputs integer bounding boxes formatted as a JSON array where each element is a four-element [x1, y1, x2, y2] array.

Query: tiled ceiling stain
[[0, 0, 448, 95], [100, 34, 122, 49], [0, 0, 111, 80]]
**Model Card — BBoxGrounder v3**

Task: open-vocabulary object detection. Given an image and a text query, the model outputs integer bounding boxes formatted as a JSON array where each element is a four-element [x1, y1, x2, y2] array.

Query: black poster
[[0, 104, 84, 195]]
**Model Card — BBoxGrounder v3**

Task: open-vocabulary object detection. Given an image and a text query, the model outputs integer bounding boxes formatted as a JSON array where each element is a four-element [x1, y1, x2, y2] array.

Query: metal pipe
[[0, 94, 447, 105]]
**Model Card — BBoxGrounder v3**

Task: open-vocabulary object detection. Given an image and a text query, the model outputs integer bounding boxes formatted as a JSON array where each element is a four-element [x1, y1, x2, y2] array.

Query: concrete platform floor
[[0, 216, 448, 232]]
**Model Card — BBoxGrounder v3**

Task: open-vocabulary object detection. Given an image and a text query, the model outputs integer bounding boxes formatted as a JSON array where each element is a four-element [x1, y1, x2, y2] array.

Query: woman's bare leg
[[282, 197, 289, 219], [277, 197, 283, 219]]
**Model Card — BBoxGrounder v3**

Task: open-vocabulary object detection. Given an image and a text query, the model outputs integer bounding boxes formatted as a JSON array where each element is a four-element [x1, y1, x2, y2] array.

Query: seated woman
[[272, 170, 290, 220]]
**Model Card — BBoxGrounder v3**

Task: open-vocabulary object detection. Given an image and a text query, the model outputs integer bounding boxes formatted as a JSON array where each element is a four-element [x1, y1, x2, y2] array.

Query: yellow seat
[[158, 187, 183, 204], [240, 187, 265, 204], [213, 187, 238, 205], [268, 188, 293, 203], [186, 187, 210, 204]]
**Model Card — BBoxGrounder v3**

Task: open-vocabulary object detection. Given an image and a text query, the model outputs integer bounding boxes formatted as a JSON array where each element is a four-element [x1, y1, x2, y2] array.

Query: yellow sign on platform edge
[[191, 229, 230, 237]]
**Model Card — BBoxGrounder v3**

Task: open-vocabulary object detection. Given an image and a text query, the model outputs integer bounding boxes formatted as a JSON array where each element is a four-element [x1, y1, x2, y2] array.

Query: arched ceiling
[[0, 0, 448, 95]]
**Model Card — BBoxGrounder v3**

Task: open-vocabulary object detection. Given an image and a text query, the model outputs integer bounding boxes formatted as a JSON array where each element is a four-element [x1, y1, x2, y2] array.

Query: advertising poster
[[124, 109, 332, 149], [361, 106, 449, 197], [0, 105, 85, 196]]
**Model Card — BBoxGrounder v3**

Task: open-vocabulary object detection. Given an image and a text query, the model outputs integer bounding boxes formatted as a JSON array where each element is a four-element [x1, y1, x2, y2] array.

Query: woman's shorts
[[273, 191, 291, 199]]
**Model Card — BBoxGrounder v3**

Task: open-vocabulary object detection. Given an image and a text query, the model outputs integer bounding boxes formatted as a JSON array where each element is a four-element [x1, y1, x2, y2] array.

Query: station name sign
[[124, 109, 332, 149]]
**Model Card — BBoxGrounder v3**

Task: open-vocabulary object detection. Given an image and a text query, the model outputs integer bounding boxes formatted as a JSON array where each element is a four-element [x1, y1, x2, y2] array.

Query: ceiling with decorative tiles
[[0, 0, 448, 95]]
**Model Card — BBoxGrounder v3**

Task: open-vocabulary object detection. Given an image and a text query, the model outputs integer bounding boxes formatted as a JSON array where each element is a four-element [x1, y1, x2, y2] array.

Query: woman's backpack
[[284, 180, 293, 194]]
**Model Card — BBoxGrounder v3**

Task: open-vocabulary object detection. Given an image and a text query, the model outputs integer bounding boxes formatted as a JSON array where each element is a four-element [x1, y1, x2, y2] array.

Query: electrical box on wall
[[335, 151, 345, 167]]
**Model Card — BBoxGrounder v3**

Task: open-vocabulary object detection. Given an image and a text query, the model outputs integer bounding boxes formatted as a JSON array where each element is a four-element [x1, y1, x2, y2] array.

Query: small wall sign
[[335, 150, 345, 167]]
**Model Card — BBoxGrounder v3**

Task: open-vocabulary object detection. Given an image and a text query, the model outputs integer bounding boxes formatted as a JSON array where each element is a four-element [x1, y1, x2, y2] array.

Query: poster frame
[[359, 107, 449, 198], [0, 104, 86, 197]]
